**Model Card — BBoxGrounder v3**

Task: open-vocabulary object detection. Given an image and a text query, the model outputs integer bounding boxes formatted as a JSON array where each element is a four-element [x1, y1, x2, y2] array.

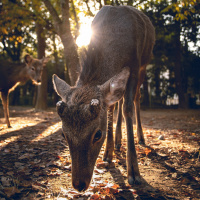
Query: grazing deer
[[0, 54, 49, 128], [53, 6, 155, 192]]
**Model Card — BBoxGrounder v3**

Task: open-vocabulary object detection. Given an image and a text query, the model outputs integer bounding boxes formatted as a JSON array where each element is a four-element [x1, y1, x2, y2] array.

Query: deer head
[[53, 67, 130, 191], [24, 54, 49, 85]]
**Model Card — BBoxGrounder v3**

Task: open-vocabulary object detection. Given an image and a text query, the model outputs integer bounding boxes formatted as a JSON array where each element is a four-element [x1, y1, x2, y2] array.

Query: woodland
[[0, 0, 199, 109], [0, 0, 200, 200]]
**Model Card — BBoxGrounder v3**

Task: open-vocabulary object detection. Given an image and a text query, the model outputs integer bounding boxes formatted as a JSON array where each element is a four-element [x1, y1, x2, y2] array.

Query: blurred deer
[[53, 6, 155, 191], [0, 54, 49, 128]]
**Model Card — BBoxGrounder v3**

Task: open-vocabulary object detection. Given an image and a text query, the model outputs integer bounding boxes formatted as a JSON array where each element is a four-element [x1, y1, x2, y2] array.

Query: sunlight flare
[[76, 22, 92, 47]]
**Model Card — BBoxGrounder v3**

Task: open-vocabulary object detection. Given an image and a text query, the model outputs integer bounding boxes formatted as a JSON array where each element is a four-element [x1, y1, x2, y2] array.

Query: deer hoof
[[138, 140, 145, 145], [103, 157, 112, 163], [128, 176, 141, 185], [115, 144, 121, 151]]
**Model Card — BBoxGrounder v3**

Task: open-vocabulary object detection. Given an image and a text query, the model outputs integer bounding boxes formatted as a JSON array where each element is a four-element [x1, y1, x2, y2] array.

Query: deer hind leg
[[123, 70, 141, 185], [1, 91, 11, 128], [115, 99, 123, 150], [103, 105, 115, 162], [134, 66, 146, 145]]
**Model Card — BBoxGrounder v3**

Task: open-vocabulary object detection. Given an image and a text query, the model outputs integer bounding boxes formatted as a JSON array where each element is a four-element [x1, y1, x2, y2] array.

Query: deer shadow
[[107, 149, 176, 200]]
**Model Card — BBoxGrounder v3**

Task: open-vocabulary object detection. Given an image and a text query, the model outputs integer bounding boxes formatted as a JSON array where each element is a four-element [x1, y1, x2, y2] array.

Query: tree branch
[[42, 0, 62, 25], [84, 0, 95, 16], [71, 0, 80, 39], [60, 0, 69, 23]]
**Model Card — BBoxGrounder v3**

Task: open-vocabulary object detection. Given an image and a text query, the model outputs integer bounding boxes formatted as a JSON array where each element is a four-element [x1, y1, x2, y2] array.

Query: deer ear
[[99, 67, 130, 107], [24, 54, 33, 64], [52, 74, 71, 99]]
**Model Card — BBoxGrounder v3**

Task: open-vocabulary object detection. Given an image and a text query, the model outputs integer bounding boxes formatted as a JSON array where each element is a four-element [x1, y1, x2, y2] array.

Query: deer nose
[[73, 180, 87, 192]]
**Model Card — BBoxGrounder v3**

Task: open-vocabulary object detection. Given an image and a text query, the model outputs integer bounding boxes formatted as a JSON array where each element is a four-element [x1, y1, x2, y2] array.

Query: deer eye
[[93, 130, 102, 143], [56, 101, 66, 116], [31, 67, 35, 71]]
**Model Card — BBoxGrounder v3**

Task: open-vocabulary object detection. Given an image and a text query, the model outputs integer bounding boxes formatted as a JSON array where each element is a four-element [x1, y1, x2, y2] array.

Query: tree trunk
[[53, 34, 59, 104], [42, 0, 80, 86], [174, 21, 187, 109], [58, 0, 80, 86], [61, 35, 79, 86], [155, 65, 160, 100], [35, 22, 48, 111]]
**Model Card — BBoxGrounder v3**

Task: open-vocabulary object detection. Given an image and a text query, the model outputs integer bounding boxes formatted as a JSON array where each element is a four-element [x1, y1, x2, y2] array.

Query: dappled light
[[0, 0, 199, 199], [0, 107, 199, 199], [30, 122, 61, 143], [0, 135, 20, 149]]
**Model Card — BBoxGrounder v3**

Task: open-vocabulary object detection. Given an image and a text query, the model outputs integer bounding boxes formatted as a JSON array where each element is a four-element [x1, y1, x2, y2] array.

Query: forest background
[[0, 0, 199, 110]]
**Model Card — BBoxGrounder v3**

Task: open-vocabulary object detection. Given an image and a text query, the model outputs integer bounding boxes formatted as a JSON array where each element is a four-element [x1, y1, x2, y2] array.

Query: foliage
[[0, 0, 199, 108], [0, 0, 35, 61], [139, 0, 200, 106]]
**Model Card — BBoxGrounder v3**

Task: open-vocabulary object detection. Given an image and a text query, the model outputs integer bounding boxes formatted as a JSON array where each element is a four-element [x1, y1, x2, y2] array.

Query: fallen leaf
[[96, 162, 109, 169], [7, 171, 14, 176], [94, 169, 106, 174], [144, 148, 152, 156], [90, 193, 101, 200], [4, 149, 11, 153], [111, 184, 119, 189], [1, 176, 12, 187], [67, 190, 81, 198], [129, 189, 138, 194], [4, 187, 20, 197]]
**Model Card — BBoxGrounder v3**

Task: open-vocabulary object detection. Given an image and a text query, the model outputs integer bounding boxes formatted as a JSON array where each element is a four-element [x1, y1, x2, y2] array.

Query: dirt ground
[[0, 106, 199, 200]]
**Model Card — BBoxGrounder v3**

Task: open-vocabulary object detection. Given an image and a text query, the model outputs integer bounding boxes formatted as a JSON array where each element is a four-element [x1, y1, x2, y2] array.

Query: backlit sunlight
[[76, 22, 92, 47]]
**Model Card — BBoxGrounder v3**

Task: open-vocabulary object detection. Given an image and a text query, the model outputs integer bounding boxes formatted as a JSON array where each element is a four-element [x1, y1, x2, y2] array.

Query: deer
[[0, 54, 49, 128], [53, 5, 155, 192]]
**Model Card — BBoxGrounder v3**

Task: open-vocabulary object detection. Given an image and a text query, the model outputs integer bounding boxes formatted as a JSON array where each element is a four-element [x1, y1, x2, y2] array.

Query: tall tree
[[139, 0, 199, 108], [0, 0, 34, 61], [42, 0, 80, 85], [161, 0, 199, 108], [35, 22, 48, 110]]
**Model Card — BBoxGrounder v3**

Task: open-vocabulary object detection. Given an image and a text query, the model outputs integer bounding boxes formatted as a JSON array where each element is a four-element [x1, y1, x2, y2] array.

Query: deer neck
[[17, 65, 30, 83]]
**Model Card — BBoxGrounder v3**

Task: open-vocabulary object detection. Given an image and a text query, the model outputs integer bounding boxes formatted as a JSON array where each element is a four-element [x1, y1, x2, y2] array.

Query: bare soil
[[0, 107, 200, 200]]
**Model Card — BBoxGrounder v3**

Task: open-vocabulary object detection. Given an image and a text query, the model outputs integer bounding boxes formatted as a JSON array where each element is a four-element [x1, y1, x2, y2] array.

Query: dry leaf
[[144, 148, 152, 156], [90, 193, 101, 200], [4, 187, 20, 197]]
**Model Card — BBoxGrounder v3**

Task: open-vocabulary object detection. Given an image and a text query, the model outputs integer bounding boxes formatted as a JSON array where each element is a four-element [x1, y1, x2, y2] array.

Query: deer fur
[[53, 5, 155, 192], [0, 54, 49, 127]]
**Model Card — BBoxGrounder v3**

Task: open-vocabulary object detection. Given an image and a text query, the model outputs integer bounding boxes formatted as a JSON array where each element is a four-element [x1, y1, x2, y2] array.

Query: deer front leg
[[103, 105, 115, 162], [115, 99, 123, 150], [1, 91, 11, 128], [123, 76, 141, 185]]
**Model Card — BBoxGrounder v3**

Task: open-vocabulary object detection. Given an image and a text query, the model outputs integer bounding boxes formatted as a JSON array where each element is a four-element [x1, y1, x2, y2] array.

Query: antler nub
[[91, 99, 99, 106], [56, 101, 63, 107]]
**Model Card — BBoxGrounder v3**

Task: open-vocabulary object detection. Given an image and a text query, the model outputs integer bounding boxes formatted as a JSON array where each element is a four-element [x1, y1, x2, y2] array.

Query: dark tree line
[[0, 0, 199, 109]]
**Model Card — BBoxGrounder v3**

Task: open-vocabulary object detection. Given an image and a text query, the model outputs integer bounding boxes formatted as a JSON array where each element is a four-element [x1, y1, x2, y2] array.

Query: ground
[[0, 107, 199, 200]]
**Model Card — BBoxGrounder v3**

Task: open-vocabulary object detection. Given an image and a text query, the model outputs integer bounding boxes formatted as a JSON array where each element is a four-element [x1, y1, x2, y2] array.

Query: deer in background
[[53, 5, 155, 192], [0, 54, 49, 128]]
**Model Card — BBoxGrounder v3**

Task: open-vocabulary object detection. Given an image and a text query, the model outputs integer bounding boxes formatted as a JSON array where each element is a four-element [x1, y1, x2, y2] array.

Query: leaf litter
[[0, 107, 200, 199]]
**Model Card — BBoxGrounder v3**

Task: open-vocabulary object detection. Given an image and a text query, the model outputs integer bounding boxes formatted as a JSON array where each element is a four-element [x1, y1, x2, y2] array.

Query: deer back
[[78, 5, 155, 87]]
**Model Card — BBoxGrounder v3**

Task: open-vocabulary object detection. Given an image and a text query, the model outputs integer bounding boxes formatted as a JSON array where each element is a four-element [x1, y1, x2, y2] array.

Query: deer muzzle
[[71, 166, 93, 192], [70, 149, 95, 192]]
